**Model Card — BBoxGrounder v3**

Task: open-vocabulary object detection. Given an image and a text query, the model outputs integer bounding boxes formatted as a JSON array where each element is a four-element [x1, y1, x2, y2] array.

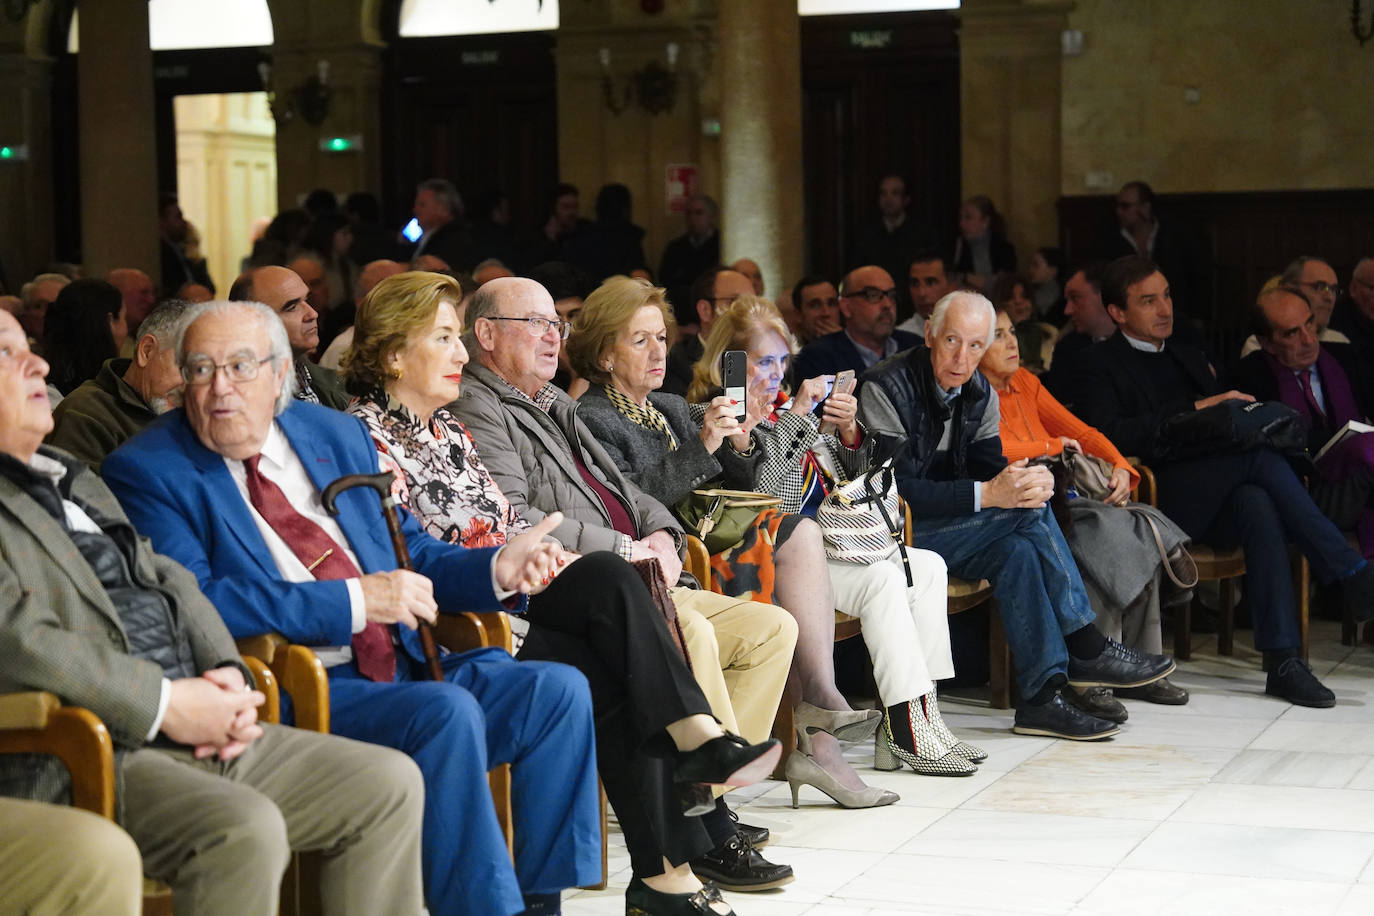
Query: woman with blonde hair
[[688, 295, 985, 777], [575, 277, 910, 806], [343, 270, 783, 916]]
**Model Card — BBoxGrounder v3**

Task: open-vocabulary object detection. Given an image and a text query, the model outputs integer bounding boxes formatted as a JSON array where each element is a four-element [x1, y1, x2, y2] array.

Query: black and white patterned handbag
[[815, 435, 913, 586]]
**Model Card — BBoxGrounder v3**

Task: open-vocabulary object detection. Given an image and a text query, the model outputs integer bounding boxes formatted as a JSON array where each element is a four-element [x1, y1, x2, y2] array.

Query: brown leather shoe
[[1116, 676, 1190, 705], [1063, 685, 1128, 723]]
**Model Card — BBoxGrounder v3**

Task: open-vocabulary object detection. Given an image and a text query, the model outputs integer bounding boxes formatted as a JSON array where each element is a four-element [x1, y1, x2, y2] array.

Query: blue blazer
[[103, 402, 514, 670]]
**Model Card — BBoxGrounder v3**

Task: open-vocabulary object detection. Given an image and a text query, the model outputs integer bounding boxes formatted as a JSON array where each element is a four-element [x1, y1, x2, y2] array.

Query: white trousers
[[827, 547, 954, 706]]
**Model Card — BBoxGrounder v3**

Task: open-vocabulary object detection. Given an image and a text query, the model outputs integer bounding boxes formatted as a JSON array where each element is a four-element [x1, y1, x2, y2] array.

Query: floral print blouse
[[348, 390, 528, 549]]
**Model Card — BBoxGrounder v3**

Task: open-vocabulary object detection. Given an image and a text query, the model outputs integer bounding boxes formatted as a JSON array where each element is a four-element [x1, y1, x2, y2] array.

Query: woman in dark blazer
[[573, 277, 897, 811]]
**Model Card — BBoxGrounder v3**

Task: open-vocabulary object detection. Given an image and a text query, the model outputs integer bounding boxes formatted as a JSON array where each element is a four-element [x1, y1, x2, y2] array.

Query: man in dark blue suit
[[103, 300, 600, 916], [790, 265, 921, 387]]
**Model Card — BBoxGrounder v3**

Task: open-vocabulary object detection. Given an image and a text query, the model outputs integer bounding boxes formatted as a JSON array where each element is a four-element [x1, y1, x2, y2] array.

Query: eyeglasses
[[483, 315, 572, 340], [843, 286, 898, 304], [181, 354, 275, 386], [1298, 280, 1343, 297]]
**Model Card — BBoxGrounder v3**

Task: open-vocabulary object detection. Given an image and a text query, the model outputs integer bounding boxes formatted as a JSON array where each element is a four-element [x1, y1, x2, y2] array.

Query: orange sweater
[[993, 368, 1139, 487]]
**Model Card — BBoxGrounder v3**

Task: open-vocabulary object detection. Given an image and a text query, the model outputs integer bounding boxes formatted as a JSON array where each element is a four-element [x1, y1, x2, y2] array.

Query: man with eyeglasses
[[790, 265, 921, 386], [103, 298, 603, 916], [228, 265, 350, 410], [1240, 257, 1351, 358], [662, 266, 754, 396]]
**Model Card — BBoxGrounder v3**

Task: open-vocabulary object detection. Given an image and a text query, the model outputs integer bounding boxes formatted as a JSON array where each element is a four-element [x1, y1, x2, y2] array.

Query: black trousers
[[1155, 448, 1363, 651], [517, 551, 714, 876]]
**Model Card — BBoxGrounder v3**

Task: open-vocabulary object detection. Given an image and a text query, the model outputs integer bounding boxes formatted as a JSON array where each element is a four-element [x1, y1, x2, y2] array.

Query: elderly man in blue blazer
[[103, 299, 600, 916]]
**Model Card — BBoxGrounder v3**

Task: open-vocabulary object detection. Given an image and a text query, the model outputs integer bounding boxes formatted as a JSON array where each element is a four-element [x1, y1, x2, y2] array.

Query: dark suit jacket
[[1071, 331, 1218, 461], [658, 233, 720, 326], [102, 403, 509, 665], [302, 360, 351, 411], [1093, 218, 1211, 319], [0, 446, 243, 801], [790, 329, 922, 389], [160, 237, 215, 297], [411, 219, 472, 272]]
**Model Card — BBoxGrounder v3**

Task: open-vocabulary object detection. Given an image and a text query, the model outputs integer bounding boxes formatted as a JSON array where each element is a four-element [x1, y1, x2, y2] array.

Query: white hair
[[174, 299, 298, 415], [927, 291, 996, 349]]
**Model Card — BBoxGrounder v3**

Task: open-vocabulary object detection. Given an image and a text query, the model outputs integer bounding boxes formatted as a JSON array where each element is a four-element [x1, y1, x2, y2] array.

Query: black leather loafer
[[626, 876, 734, 915], [1266, 658, 1335, 708], [1064, 685, 1128, 723], [727, 808, 769, 847], [689, 833, 794, 892], [1116, 676, 1190, 705]]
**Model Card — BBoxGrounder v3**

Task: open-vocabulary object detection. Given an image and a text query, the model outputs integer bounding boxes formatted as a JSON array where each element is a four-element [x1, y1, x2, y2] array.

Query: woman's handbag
[[815, 458, 914, 587], [629, 557, 693, 670], [674, 488, 782, 555], [1061, 446, 1116, 501]]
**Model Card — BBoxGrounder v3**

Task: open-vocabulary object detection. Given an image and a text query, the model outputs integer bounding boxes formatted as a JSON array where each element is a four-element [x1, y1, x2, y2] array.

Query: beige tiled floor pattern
[[564, 619, 1374, 915]]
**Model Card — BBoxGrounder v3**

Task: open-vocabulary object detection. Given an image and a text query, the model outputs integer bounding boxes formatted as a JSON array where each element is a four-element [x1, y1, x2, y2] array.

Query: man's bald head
[[106, 268, 157, 330], [230, 265, 317, 357], [731, 259, 764, 296], [465, 277, 563, 397], [357, 260, 406, 303]]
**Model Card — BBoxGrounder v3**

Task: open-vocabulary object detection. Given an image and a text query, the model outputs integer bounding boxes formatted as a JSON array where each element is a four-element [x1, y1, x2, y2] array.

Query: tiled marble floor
[[564, 620, 1374, 915]]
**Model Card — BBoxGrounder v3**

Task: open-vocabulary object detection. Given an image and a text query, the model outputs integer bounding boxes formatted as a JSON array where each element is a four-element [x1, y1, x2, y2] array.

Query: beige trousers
[[0, 798, 143, 916], [120, 723, 426, 916], [671, 587, 798, 745]]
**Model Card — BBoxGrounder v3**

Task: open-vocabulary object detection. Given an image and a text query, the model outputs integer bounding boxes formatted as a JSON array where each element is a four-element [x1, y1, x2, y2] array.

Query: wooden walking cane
[[321, 471, 445, 681]]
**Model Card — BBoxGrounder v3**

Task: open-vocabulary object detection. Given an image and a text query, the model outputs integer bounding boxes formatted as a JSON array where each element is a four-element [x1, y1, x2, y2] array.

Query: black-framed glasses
[[483, 315, 572, 340], [843, 286, 897, 304], [181, 354, 275, 386], [1298, 280, 1343, 297]]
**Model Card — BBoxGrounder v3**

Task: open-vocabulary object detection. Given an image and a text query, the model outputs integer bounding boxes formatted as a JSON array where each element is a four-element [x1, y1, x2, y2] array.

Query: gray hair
[[473, 258, 509, 275], [174, 300, 298, 415], [1281, 255, 1329, 286], [20, 273, 71, 306], [138, 299, 193, 347], [461, 282, 505, 353], [417, 178, 462, 219], [927, 291, 996, 348]]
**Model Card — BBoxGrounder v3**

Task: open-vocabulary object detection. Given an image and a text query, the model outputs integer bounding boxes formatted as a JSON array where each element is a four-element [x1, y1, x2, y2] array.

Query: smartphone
[[817, 369, 856, 437], [721, 350, 748, 422], [401, 218, 423, 243]]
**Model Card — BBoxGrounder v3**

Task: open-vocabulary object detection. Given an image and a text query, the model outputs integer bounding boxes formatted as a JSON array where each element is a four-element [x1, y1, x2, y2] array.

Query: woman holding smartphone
[[574, 278, 899, 810], [686, 296, 986, 781]]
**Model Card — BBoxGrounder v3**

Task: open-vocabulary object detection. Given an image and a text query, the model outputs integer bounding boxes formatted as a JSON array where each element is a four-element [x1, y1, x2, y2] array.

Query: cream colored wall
[[174, 93, 277, 293], [1062, 0, 1374, 194]]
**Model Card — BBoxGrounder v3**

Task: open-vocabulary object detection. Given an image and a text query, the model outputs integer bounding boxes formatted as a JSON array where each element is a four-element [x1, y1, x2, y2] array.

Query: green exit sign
[[849, 30, 893, 49], [0, 144, 30, 162], [318, 135, 363, 153]]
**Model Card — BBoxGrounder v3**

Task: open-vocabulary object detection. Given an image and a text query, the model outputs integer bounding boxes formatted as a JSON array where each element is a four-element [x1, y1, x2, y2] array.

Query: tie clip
[[307, 549, 333, 572]]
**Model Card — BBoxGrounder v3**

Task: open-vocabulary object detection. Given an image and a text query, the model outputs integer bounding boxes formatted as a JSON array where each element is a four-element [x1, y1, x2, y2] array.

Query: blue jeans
[[328, 646, 601, 916], [909, 506, 1097, 700]]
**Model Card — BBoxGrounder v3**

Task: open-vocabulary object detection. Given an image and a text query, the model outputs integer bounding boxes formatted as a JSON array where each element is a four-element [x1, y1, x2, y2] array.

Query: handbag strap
[[1124, 505, 1199, 589], [855, 463, 913, 588]]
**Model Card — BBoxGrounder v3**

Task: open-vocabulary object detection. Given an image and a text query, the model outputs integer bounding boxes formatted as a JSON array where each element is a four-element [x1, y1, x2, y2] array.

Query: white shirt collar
[[1122, 333, 1165, 353]]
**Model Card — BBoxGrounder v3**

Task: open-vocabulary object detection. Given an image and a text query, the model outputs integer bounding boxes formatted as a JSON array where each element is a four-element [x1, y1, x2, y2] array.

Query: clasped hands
[[981, 458, 1056, 510]]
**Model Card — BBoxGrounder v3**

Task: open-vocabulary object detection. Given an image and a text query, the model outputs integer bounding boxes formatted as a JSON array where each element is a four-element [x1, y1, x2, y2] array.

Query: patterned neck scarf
[[604, 384, 678, 451], [293, 359, 320, 404]]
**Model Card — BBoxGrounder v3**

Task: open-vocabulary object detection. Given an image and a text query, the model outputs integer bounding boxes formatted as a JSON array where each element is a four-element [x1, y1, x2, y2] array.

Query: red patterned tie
[[243, 455, 396, 682]]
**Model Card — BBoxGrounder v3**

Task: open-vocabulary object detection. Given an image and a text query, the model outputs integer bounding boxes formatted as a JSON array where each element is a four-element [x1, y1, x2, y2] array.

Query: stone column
[[718, 0, 804, 299], [77, 0, 159, 278], [958, 0, 1073, 259]]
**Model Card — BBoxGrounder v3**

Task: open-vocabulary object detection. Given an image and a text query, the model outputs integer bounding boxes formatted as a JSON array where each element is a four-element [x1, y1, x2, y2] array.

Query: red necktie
[[243, 455, 396, 682]]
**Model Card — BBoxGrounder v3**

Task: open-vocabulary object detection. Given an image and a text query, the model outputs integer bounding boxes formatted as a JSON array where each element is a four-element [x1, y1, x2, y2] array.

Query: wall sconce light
[[259, 59, 333, 127], [599, 43, 679, 116]]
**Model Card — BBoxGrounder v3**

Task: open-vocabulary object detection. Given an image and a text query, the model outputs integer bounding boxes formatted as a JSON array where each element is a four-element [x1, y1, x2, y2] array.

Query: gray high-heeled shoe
[[784, 749, 899, 809], [794, 701, 882, 743]]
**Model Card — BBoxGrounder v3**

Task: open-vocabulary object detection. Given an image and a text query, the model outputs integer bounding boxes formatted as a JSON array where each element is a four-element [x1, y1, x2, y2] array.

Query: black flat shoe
[[675, 734, 781, 788], [689, 833, 794, 892], [1013, 689, 1120, 740], [626, 876, 733, 916], [1266, 657, 1336, 708], [1067, 640, 1175, 689]]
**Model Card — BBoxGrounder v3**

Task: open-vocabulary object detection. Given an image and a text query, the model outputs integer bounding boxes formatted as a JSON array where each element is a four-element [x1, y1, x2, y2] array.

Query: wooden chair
[[1131, 461, 1309, 661], [0, 656, 286, 916], [430, 611, 610, 892]]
